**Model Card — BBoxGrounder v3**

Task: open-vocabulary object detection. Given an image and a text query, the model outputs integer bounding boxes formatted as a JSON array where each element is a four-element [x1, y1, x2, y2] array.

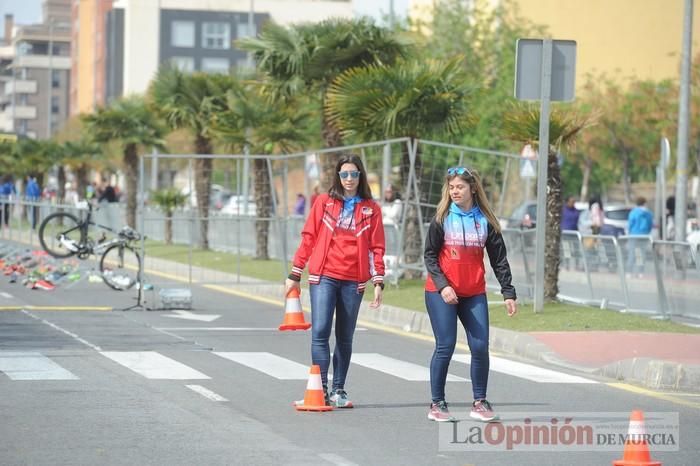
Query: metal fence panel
[[652, 241, 700, 319]]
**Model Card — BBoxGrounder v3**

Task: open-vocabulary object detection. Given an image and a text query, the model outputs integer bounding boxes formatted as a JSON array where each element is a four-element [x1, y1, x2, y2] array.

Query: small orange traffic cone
[[279, 288, 311, 331], [294, 365, 332, 412], [613, 410, 661, 466]]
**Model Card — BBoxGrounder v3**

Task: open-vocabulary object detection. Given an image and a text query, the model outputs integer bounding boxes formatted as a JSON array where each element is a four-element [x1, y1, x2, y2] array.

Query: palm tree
[[211, 80, 311, 259], [239, 18, 410, 189], [82, 97, 166, 229], [63, 139, 101, 200], [149, 66, 235, 250], [502, 104, 590, 301], [325, 57, 475, 271], [151, 188, 187, 244]]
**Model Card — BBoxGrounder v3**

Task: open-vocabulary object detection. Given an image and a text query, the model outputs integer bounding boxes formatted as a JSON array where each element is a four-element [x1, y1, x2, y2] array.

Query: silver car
[[578, 204, 632, 235]]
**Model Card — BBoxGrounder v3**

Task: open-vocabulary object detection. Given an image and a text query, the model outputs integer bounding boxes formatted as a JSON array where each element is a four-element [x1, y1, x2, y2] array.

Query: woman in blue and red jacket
[[285, 154, 385, 408], [424, 167, 517, 423]]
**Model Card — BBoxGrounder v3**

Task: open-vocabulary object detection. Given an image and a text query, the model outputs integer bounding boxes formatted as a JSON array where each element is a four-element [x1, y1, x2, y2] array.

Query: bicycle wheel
[[38, 212, 83, 258], [99, 244, 141, 291]]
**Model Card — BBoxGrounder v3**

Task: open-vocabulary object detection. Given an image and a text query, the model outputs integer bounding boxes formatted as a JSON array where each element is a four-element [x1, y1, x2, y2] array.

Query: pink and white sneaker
[[470, 399, 499, 422], [427, 400, 456, 422]]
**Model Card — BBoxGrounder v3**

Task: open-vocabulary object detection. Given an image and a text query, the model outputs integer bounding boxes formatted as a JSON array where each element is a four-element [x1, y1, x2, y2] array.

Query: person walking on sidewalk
[[625, 196, 653, 277], [285, 154, 386, 409], [424, 166, 517, 423]]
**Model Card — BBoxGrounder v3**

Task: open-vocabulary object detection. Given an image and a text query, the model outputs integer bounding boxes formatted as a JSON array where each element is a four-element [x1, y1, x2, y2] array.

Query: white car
[[221, 195, 257, 216]]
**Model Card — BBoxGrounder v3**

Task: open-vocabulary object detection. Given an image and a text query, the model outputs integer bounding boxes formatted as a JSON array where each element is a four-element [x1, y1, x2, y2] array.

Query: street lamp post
[[47, 20, 53, 138]]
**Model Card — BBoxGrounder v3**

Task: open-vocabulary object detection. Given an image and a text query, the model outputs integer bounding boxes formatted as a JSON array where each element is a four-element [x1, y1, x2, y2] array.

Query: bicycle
[[38, 201, 143, 291]]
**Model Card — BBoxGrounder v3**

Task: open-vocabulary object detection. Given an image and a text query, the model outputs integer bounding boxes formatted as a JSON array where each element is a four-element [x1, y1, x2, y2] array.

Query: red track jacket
[[288, 193, 385, 293]]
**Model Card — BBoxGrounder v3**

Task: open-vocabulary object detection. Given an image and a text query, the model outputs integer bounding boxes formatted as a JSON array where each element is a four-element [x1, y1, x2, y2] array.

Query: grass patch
[[141, 240, 699, 334]]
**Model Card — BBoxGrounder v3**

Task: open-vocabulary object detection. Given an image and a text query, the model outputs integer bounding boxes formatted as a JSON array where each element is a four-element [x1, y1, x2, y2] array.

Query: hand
[[369, 285, 383, 309], [440, 286, 458, 305], [284, 278, 300, 296], [504, 298, 517, 317]]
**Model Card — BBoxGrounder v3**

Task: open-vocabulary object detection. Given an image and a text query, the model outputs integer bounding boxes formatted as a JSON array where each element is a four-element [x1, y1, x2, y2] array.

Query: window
[[51, 96, 60, 114], [17, 120, 28, 135], [201, 57, 229, 74], [17, 42, 32, 56], [171, 21, 195, 48], [18, 94, 28, 106], [202, 22, 230, 49], [236, 22, 256, 39], [170, 56, 195, 73], [51, 70, 61, 88]]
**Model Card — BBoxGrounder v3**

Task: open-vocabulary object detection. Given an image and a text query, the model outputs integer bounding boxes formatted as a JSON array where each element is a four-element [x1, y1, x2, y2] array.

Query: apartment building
[[105, 0, 354, 100], [0, 0, 71, 139]]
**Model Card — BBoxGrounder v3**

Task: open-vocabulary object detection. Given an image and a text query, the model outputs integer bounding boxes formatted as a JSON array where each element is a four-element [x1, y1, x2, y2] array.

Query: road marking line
[[0, 351, 78, 380], [21, 310, 102, 351], [607, 383, 700, 410], [0, 306, 111, 311], [318, 453, 360, 466], [352, 353, 467, 382], [185, 384, 228, 402], [0, 292, 13, 299], [214, 352, 309, 380], [101, 351, 210, 380], [155, 327, 366, 332], [452, 354, 598, 384]]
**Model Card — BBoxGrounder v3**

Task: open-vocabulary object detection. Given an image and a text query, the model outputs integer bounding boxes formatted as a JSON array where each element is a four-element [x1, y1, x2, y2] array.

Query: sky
[[0, 0, 409, 38]]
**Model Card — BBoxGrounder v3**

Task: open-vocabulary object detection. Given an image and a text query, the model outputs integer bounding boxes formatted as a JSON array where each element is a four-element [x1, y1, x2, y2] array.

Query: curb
[[222, 282, 700, 393]]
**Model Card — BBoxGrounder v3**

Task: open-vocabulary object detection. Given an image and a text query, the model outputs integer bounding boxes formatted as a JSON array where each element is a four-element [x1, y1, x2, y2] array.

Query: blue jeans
[[310, 276, 364, 389], [425, 292, 490, 402]]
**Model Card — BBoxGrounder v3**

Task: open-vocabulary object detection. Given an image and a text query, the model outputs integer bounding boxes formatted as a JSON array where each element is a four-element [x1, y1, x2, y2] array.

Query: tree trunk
[[319, 105, 343, 191], [544, 149, 562, 301], [401, 139, 424, 279], [75, 164, 88, 201], [622, 152, 631, 205], [165, 212, 173, 245], [580, 157, 591, 202], [254, 158, 271, 260], [57, 166, 66, 204], [194, 135, 213, 250], [123, 143, 138, 228]]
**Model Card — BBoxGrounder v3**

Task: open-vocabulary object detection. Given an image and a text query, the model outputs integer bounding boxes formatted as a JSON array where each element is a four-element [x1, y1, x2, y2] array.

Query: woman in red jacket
[[424, 167, 517, 423], [285, 154, 385, 408]]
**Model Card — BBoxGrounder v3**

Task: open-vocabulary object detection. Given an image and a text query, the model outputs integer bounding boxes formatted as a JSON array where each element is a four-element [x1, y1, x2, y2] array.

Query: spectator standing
[[561, 196, 580, 231], [626, 196, 654, 277], [589, 197, 604, 235], [293, 193, 306, 216], [0, 175, 16, 227], [25, 176, 41, 229], [309, 183, 320, 208], [381, 184, 403, 224]]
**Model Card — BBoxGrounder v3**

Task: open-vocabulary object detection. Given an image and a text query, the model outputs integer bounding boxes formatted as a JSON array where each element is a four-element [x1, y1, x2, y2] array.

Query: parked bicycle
[[38, 201, 142, 291]]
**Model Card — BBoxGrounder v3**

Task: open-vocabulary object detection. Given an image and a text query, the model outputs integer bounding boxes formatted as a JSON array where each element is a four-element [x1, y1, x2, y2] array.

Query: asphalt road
[[1, 267, 699, 465]]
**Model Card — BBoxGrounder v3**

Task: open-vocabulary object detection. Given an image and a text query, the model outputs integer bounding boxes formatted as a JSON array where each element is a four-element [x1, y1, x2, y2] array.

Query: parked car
[[503, 201, 538, 229], [181, 184, 232, 210], [221, 195, 257, 216]]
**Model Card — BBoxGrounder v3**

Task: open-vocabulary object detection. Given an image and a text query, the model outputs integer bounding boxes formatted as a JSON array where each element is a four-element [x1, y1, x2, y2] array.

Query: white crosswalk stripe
[[352, 353, 468, 382], [100, 351, 210, 380], [213, 352, 309, 380], [452, 354, 598, 384], [0, 351, 78, 380]]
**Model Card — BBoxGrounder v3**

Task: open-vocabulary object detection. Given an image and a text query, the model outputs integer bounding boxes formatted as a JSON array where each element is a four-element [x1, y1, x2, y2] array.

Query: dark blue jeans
[[425, 292, 490, 402], [310, 276, 364, 389]]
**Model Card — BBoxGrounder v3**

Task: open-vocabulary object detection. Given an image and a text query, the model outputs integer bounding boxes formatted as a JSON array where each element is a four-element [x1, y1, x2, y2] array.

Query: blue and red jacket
[[288, 193, 385, 293], [424, 203, 516, 299]]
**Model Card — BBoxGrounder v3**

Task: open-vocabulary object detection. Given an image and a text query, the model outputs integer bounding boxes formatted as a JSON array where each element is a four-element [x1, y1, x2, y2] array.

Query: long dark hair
[[328, 154, 373, 200]]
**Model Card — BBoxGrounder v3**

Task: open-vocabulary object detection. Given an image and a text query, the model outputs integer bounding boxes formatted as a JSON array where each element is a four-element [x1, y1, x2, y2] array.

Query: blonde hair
[[434, 168, 501, 234]]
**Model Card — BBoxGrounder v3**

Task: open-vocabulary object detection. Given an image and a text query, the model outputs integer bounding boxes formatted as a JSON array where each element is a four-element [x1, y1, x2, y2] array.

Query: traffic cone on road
[[294, 365, 332, 412], [279, 288, 311, 331], [612, 410, 662, 466]]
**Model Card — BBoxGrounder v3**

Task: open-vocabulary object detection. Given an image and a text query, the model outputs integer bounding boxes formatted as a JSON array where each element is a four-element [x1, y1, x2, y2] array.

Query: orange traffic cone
[[279, 288, 311, 331], [294, 365, 332, 412], [613, 410, 662, 466]]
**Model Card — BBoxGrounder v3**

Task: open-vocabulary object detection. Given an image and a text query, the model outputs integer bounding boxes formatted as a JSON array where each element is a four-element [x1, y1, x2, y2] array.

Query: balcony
[[5, 79, 38, 95], [13, 55, 71, 70], [3, 105, 37, 119]]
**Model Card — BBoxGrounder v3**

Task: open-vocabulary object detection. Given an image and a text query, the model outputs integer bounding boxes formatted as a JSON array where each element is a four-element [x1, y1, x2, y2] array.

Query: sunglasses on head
[[338, 171, 361, 180], [447, 166, 473, 177]]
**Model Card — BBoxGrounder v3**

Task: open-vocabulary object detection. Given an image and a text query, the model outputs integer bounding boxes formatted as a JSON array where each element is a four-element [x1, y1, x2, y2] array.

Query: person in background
[[0, 175, 16, 227], [293, 193, 306, 216], [25, 176, 41, 229], [626, 196, 654, 277], [423, 166, 517, 423], [285, 154, 385, 409], [381, 183, 403, 224], [589, 197, 604, 235], [665, 195, 676, 239], [561, 196, 580, 231], [98, 179, 117, 203], [309, 183, 320, 208]]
